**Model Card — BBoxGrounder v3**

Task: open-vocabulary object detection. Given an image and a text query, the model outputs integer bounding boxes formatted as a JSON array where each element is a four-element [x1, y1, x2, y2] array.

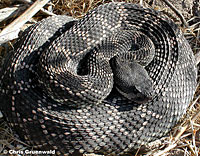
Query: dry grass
[[51, 0, 142, 17], [0, 0, 199, 156]]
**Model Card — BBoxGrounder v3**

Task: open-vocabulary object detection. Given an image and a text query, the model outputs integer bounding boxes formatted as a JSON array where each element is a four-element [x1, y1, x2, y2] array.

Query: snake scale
[[0, 2, 197, 156]]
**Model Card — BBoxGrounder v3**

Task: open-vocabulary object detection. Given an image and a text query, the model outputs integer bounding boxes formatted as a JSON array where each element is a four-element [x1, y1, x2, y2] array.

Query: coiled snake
[[0, 2, 197, 155]]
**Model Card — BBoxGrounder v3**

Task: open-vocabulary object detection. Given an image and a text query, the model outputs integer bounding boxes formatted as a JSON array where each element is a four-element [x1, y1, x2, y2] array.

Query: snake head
[[111, 57, 154, 103]]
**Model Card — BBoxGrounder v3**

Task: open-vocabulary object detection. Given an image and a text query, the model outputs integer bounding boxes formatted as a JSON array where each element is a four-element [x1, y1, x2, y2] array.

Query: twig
[[153, 143, 177, 156], [17, 0, 56, 16], [189, 94, 200, 111], [0, 5, 27, 23], [184, 140, 197, 155], [193, 123, 200, 127], [190, 119, 199, 156], [0, 0, 51, 45], [140, 0, 143, 6], [191, 110, 200, 122], [162, 0, 189, 27], [40, 8, 56, 16]]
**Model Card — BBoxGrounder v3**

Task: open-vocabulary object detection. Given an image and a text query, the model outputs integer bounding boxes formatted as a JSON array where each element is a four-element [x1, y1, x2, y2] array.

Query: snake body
[[0, 2, 197, 155]]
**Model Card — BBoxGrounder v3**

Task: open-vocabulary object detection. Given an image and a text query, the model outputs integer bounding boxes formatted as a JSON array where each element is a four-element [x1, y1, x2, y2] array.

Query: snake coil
[[0, 2, 197, 155]]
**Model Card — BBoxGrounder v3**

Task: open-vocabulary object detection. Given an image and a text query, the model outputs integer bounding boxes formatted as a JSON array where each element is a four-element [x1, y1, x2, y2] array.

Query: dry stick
[[154, 143, 177, 156], [140, 0, 143, 6], [0, 0, 51, 45], [190, 119, 199, 155], [185, 140, 196, 155], [162, 0, 189, 27], [18, 0, 56, 16], [40, 8, 56, 16], [190, 94, 200, 111], [0, 5, 27, 23]]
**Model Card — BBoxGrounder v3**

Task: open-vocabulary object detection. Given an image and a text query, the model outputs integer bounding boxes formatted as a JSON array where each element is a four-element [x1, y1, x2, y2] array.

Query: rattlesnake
[[0, 2, 197, 155]]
